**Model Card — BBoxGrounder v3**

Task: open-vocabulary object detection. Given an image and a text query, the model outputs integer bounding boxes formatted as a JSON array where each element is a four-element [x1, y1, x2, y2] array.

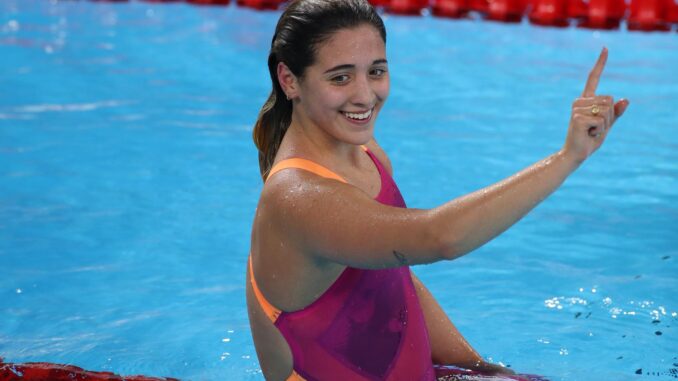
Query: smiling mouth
[[341, 108, 373, 122]]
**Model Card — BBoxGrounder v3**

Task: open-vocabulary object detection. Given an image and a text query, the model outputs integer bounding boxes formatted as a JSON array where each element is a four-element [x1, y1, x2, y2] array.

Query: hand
[[464, 360, 516, 376], [562, 47, 629, 164]]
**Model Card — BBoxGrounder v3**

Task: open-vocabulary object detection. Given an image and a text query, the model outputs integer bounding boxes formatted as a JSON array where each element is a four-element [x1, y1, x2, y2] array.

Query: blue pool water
[[1, 1, 676, 380]]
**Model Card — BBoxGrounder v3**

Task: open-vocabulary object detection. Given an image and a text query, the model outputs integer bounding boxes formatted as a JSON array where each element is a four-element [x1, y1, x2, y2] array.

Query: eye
[[330, 74, 350, 84], [370, 67, 387, 77]]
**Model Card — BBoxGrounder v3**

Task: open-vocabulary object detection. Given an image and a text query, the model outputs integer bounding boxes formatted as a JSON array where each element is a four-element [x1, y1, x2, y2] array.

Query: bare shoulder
[[258, 167, 358, 247], [365, 138, 393, 176]]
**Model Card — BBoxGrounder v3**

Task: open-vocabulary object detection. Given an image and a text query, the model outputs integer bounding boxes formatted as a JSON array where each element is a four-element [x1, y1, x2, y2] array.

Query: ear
[[277, 62, 299, 101]]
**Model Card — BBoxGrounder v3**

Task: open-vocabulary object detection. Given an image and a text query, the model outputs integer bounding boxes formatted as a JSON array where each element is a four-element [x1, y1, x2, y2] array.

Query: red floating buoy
[[237, 0, 286, 10], [529, 0, 570, 26], [187, 0, 230, 5], [628, 0, 672, 30], [578, 0, 626, 29], [432, 0, 470, 18], [368, 0, 393, 7], [567, 0, 588, 20], [0, 358, 178, 381], [468, 0, 490, 13], [486, 0, 526, 22], [670, 0, 678, 23], [387, 0, 430, 15]]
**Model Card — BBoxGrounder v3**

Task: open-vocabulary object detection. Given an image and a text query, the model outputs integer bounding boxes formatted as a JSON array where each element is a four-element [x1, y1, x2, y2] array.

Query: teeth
[[344, 109, 372, 120]]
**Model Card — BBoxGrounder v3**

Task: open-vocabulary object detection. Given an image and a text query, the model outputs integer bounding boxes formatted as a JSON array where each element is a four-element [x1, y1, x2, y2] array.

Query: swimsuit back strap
[[267, 159, 349, 184], [288, 370, 307, 381], [249, 255, 282, 323]]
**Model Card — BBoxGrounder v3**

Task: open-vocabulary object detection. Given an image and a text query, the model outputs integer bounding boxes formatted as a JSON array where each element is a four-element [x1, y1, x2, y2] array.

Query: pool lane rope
[[113, 0, 678, 32]]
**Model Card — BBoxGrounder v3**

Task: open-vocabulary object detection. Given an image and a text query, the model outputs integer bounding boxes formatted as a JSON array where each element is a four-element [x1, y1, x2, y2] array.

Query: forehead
[[313, 25, 386, 68]]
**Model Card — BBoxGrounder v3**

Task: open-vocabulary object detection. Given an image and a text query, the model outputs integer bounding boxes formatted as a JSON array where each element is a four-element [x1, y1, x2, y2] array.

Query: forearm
[[411, 272, 482, 365], [433, 149, 581, 259]]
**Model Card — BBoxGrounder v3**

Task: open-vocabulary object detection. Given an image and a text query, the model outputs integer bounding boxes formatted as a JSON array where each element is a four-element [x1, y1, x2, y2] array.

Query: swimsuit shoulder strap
[[267, 158, 347, 183], [265, 146, 371, 183]]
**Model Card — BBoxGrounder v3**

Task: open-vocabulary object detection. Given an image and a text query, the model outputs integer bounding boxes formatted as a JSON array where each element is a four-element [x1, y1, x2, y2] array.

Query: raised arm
[[431, 48, 628, 258], [265, 48, 628, 269]]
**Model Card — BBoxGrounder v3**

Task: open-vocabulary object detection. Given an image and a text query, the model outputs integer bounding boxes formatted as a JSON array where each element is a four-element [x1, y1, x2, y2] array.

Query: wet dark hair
[[252, 0, 387, 181]]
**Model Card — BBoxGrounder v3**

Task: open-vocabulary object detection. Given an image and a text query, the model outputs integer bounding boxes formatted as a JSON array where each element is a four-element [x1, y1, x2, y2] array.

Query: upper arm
[[262, 169, 442, 269]]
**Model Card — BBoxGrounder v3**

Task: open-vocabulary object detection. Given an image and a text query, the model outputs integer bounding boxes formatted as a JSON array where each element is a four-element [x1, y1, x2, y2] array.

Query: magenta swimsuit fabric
[[273, 149, 437, 381]]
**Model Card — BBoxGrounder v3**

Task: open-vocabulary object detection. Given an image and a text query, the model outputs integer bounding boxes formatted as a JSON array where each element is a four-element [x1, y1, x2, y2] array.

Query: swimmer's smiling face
[[292, 24, 389, 145]]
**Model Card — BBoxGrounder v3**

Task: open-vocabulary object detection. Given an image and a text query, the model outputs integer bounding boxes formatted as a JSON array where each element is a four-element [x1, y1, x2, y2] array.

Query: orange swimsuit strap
[[267, 158, 347, 183], [265, 145, 369, 183]]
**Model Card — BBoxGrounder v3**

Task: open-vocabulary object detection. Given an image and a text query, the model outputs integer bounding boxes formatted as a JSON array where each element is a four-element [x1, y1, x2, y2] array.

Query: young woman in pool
[[246, 1, 629, 380]]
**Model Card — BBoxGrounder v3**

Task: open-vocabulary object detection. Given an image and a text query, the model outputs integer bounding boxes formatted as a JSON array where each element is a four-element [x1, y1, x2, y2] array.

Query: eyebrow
[[323, 59, 388, 74]]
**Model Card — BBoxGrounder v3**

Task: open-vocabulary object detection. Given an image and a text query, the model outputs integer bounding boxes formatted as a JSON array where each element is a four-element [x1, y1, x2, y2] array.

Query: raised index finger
[[582, 47, 608, 97]]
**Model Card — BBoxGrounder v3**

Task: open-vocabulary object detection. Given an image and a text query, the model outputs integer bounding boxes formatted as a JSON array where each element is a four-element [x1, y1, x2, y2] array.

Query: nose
[[350, 74, 377, 108]]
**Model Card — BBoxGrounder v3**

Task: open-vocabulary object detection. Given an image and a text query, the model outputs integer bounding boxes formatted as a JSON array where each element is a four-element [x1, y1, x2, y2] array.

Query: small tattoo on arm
[[393, 250, 409, 266]]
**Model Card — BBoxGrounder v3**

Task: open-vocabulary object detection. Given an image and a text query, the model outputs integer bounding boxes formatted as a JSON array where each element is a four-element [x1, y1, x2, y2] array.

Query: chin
[[344, 126, 375, 146]]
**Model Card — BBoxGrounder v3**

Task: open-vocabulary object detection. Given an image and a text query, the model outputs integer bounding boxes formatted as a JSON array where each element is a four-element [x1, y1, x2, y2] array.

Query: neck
[[285, 107, 367, 167]]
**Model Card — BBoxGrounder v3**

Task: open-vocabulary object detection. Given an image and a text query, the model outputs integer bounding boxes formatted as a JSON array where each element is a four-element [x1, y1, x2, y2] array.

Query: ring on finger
[[591, 104, 600, 116]]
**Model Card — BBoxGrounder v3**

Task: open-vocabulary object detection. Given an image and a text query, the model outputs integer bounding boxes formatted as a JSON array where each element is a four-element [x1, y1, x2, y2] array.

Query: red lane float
[[628, 0, 673, 30], [486, 0, 526, 22], [368, 0, 393, 6], [236, 0, 286, 9], [387, 0, 430, 14], [578, 0, 626, 29], [567, 0, 589, 20], [432, 0, 470, 18], [83, 0, 678, 32], [468, 0, 490, 13], [0, 358, 178, 381], [529, 0, 570, 26], [667, 0, 678, 23], [186, 0, 230, 5]]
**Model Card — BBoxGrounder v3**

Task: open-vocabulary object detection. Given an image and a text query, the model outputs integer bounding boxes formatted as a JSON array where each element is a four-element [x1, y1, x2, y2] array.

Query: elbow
[[425, 211, 465, 261], [438, 235, 465, 261]]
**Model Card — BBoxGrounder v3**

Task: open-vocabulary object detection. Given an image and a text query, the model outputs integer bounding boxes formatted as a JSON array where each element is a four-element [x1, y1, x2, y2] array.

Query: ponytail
[[253, 52, 293, 181]]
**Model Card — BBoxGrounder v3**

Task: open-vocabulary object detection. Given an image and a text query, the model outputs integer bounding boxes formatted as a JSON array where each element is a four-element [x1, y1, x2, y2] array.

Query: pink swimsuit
[[249, 147, 436, 381]]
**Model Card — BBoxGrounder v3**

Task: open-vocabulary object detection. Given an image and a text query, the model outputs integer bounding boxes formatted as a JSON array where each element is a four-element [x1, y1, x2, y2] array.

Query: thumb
[[613, 98, 630, 121]]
